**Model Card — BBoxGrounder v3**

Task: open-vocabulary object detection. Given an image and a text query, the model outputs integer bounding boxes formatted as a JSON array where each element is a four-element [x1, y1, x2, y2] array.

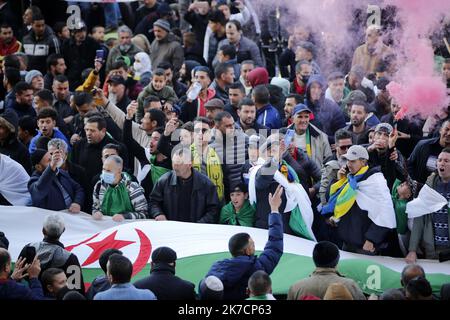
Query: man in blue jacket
[[205, 185, 284, 300], [253, 84, 281, 130], [0, 248, 44, 300], [28, 148, 84, 212]]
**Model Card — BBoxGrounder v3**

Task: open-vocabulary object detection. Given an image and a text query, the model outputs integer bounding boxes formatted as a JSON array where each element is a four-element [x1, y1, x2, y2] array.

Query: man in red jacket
[[0, 24, 21, 59]]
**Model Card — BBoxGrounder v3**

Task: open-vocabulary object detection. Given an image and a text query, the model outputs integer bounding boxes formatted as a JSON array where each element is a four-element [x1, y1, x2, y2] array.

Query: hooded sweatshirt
[[304, 74, 346, 144]]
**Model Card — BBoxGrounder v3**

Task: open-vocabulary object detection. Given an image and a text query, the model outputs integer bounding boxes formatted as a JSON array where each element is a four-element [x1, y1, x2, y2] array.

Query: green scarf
[[100, 181, 134, 216], [191, 143, 224, 201], [220, 200, 256, 227], [150, 155, 171, 184], [391, 179, 408, 235], [281, 160, 314, 241]]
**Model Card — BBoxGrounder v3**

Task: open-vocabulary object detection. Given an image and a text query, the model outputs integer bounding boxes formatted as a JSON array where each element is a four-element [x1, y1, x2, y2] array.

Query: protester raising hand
[[268, 185, 284, 214]]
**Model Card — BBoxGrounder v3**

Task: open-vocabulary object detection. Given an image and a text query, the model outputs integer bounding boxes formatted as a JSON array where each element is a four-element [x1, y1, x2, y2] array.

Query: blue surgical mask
[[101, 171, 116, 185]]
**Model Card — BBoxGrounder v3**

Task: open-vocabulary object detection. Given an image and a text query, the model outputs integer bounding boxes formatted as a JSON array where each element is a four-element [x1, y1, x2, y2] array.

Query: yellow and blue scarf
[[321, 166, 369, 220]]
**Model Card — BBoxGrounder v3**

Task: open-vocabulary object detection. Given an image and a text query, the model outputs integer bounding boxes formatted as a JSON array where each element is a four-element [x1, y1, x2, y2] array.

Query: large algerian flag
[[2, 206, 450, 296]]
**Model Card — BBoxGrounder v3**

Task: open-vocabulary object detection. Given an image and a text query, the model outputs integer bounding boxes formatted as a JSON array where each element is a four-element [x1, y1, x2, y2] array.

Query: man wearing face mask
[[92, 155, 148, 222], [106, 26, 142, 74], [28, 148, 84, 212]]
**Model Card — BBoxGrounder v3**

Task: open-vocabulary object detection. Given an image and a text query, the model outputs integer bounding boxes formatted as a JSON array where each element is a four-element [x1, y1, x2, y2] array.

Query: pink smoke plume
[[383, 0, 450, 119]]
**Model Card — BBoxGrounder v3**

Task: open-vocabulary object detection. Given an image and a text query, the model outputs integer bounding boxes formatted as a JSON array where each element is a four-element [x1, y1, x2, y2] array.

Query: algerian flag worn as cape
[[248, 159, 316, 241], [406, 184, 448, 219]]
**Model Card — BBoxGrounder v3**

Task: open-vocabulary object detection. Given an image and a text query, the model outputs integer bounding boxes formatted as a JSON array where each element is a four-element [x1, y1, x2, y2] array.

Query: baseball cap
[[293, 104, 312, 116], [342, 145, 369, 161], [374, 123, 393, 134]]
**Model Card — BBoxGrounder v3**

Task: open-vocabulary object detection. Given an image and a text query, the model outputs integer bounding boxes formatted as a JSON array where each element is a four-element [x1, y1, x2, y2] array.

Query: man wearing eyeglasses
[[319, 129, 354, 207]]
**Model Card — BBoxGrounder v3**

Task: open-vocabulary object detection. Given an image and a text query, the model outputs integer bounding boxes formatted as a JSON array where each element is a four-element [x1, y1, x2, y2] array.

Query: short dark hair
[[334, 128, 353, 142], [36, 89, 54, 105], [286, 93, 303, 104], [406, 277, 432, 300], [99, 249, 123, 274], [228, 82, 245, 94], [241, 60, 255, 67], [18, 116, 38, 136], [35, 136, 51, 150], [73, 91, 93, 107], [351, 100, 369, 113], [214, 62, 233, 80], [375, 61, 388, 73], [228, 233, 250, 257], [0, 24, 12, 31], [442, 147, 450, 155], [157, 62, 173, 71], [295, 60, 311, 73], [91, 25, 104, 34], [215, 111, 233, 124], [153, 127, 165, 136], [4, 67, 21, 87], [111, 60, 128, 71], [103, 143, 121, 153], [37, 107, 58, 121], [86, 115, 107, 131], [380, 288, 406, 300], [252, 85, 270, 105], [14, 81, 33, 95], [194, 116, 213, 127], [41, 268, 65, 293], [227, 20, 242, 31], [107, 254, 133, 284], [53, 22, 67, 35], [53, 74, 68, 84], [238, 97, 255, 110], [32, 12, 45, 23], [208, 10, 227, 26], [153, 68, 166, 78], [248, 270, 272, 296], [143, 95, 161, 108], [3, 55, 20, 69], [220, 44, 236, 60], [181, 121, 194, 132], [148, 109, 166, 128], [0, 249, 10, 272]]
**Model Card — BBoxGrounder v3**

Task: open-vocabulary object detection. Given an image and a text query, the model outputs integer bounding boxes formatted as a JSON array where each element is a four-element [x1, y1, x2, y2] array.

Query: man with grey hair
[[92, 155, 148, 222], [28, 147, 84, 213], [47, 138, 89, 212], [19, 213, 85, 295], [106, 25, 142, 73]]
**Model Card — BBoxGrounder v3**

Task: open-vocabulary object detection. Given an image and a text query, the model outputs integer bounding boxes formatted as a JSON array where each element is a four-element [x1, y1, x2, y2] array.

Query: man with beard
[[105, 26, 141, 73], [0, 24, 21, 59], [236, 98, 269, 136], [370, 77, 391, 119], [344, 100, 372, 145], [43, 54, 66, 90], [123, 103, 171, 199], [210, 111, 249, 201]]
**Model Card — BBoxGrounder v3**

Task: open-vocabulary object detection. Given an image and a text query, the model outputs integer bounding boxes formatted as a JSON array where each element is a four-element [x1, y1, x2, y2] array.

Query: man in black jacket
[[408, 120, 450, 183], [19, 214, 85, 295], [0, 109, 32, 174], [61, 21, 100, 90], [71, 115, 128, 213], [22, 12, 60, 74], [134, 247, 196, 300], [150, 146, 220, 223]]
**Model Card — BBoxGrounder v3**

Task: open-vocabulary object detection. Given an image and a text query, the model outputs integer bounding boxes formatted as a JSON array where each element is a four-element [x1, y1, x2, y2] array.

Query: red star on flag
[[82, 230, 135, 266]]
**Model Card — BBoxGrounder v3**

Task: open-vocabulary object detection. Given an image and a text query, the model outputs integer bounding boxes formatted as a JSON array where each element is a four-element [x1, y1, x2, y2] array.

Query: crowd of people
[[0, 0, 450, 300]]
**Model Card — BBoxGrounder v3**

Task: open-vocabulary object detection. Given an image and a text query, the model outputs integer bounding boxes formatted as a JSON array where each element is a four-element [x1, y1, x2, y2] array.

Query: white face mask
[[133, 61, 143, 73]]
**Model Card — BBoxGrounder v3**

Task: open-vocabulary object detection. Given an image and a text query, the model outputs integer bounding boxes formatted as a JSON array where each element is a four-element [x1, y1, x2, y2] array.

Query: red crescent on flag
[[132, 228, 152, 277]]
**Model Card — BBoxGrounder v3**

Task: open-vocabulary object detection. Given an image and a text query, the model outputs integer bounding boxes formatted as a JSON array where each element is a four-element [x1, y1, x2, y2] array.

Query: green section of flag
[[80, 252, 450, 296]]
